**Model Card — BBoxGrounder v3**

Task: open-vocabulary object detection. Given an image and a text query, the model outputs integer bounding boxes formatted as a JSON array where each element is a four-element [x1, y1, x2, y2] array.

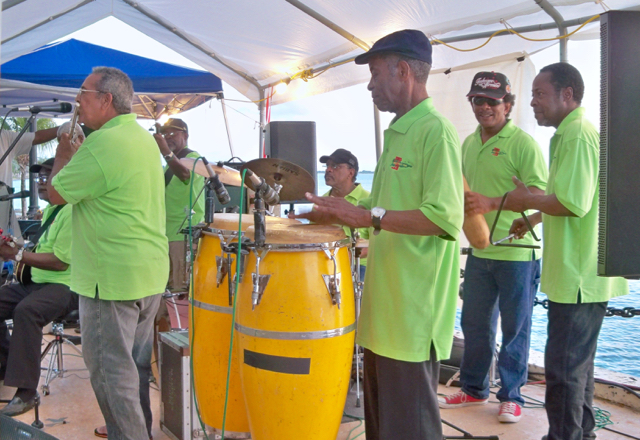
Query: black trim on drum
[[243, 350, 311, 375]]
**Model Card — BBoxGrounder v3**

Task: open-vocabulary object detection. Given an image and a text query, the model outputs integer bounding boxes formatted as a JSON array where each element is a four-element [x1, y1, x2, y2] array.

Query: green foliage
[[1, 117, 57, 176]]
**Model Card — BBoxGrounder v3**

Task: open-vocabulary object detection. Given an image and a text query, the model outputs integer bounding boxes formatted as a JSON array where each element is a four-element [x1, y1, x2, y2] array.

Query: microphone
[[12, 102, 73, 114], [0, 190, 30, 201], [202, 158, 230, 205], [244, 169, 280, 205]]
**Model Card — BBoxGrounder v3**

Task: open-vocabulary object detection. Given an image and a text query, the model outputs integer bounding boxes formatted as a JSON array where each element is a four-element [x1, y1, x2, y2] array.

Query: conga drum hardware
[[250, 248, 271, 309], [321, 247, 342, 308]]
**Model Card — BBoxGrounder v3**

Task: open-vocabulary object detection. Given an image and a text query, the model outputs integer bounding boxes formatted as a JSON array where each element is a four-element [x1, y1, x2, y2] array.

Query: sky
[[58, 17, 602, 173]]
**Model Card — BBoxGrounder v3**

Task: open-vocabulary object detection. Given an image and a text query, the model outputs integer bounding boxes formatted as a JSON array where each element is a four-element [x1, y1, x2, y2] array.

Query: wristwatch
[[15, 248, 24, 262], [164, 152, 175, 162], [371, 207, 387, 236]]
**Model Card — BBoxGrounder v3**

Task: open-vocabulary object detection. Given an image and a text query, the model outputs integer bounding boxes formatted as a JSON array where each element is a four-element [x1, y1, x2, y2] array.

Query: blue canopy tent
[[0, 38, 224, 119]]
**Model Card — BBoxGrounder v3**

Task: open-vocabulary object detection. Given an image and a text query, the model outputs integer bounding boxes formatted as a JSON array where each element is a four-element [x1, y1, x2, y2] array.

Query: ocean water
[[317, 172, 640, 378]]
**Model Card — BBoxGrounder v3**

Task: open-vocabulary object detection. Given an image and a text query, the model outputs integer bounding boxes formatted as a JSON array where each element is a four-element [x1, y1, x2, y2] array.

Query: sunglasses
[[471, 96, 503, 106]]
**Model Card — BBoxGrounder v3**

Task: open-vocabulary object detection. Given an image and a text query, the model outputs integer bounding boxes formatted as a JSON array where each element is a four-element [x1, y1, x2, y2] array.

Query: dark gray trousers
[[545, 299, 607, 440], [0, 282, 78, 389], [363, 348, 442, 440]]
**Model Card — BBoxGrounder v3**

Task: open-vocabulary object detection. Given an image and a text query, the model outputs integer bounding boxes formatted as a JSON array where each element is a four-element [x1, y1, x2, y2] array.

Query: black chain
[[533, 296, 640, 318]]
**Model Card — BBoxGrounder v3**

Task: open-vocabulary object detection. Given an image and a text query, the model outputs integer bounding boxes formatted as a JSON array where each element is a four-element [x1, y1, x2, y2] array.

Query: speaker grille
[[598, 21, 608, 269]]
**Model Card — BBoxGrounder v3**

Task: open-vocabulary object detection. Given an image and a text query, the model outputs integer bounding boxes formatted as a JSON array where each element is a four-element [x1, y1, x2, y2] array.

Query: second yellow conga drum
[[191, 214, 299, 438], [236, 224, 356, 440]]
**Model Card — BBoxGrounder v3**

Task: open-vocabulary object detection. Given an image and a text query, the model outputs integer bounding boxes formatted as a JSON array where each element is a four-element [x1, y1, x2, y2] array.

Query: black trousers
[[544, 300, 607, 440], [0, 282, 78, 390], [363, 348, 442, 440]]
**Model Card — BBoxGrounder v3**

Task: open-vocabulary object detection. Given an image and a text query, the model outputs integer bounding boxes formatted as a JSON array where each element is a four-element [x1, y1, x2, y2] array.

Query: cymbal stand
[[350, 229, 364, 407], [442, 419, 499, 439]]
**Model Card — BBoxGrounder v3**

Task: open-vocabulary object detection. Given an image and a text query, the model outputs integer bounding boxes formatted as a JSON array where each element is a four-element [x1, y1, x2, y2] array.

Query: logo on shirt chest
[[390, 156, 413, 170], [491, 147, 507, 157]]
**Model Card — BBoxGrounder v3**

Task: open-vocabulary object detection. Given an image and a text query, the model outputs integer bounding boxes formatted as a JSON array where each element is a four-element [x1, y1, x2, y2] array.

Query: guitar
[[0, 231, 31, 285]]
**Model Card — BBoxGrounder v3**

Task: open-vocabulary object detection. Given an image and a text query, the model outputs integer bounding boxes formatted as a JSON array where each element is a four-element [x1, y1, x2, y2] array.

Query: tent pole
[[258, 89, 266, 158], [373, 104, 382, 161], [27, 118, 39, 218], [219, 94, 235, 158], [535, 0, 569, 62]]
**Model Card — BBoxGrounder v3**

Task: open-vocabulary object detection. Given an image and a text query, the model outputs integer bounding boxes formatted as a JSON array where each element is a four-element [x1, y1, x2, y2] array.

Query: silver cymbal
[[240, 158, 315, 202]]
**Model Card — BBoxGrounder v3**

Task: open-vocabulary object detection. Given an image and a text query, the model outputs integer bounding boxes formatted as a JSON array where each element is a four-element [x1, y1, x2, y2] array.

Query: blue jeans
[[545, 299, 606, 440], [459, 253, 540, 405], [80, 293, 161, 440]]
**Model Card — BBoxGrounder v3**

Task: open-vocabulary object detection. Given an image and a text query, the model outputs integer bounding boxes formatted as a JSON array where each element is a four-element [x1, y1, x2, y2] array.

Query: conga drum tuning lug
[[216, 256, 231, 287], [251, 273, 271, 309], [322, 272, 342, 308]]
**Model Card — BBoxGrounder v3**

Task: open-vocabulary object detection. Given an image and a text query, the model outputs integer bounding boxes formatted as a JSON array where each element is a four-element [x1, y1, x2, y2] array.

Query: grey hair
[[92, 66, 134, 114], [385, 54, 431, 84]]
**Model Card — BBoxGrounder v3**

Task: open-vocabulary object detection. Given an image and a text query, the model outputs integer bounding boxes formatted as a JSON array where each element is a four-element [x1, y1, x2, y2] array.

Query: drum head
[[245, 223, 347, 244], [209, 214, 300, 232]]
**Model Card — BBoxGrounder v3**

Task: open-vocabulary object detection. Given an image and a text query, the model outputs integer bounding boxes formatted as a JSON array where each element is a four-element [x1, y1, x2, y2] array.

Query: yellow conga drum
[[235, 224, 356, 440], [191, 214, 299, 438]]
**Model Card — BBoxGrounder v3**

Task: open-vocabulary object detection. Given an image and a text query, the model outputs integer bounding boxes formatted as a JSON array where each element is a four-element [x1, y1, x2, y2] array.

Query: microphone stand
[[0, 113, 37, 169]]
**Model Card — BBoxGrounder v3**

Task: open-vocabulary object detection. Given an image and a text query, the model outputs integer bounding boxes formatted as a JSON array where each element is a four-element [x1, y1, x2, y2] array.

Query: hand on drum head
[[288, 193, 372, 229]]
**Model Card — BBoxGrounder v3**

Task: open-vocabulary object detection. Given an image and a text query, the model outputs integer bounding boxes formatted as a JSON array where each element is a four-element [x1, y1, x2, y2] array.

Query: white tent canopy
[[2, 0, 640, 107]]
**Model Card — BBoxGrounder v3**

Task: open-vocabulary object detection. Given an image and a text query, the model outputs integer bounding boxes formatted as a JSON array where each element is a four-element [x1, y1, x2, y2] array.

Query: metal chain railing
[[533, 297, 640, 318]]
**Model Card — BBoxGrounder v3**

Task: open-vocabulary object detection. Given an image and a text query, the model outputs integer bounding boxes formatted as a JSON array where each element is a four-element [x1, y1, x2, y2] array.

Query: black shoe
[[0, 392, 38, 417]]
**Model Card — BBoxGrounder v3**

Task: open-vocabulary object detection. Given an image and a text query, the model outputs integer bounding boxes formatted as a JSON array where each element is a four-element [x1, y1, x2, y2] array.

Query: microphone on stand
[[12, 102, 73, 114], [202, 158, 230, 205], [244, 169, 280, 205], [0, 190, 30, 202]]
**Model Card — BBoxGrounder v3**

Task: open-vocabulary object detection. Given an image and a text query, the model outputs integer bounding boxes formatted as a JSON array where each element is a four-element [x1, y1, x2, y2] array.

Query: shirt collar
[[100, 113, 137, 130], [473, 119, 517, 142], [388, 98, 434, 134], [555, 107, 585, 135]]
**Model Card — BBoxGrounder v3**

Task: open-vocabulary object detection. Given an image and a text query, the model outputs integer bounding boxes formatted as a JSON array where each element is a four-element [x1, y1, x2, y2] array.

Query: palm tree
[[3, 117, 56, 218]]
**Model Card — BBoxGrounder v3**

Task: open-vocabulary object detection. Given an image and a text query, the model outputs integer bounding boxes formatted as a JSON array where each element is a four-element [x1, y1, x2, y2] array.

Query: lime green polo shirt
[[52, 113, 170, 300], [165, 150, 205, 242], [322, 183, 370, 266], [462, 120, 547, 261], [356, 98, 464, 362], [541, 107, 628, 303], [31, 204, 72, 286]]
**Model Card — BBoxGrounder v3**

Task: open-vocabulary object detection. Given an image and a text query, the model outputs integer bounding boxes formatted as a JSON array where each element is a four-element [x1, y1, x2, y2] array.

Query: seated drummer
[[0, 150, 77, 416], [320, 149, 370, 280]]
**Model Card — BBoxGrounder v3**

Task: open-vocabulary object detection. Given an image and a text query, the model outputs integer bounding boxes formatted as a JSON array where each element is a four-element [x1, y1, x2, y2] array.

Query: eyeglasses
[[78, 88, 105, 96], [36, 175, 49, 184], [162, 130, 185, 137], [471, 96, 504, 106], [323, 163, 349, 170]]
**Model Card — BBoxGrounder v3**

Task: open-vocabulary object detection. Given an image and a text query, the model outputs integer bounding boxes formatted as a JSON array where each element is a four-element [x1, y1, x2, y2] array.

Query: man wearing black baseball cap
[[153, 118, 205, 291], [439, 72, 547, 424], [0, 156, 76, 417], [319, 149, 370, 279], [291, 30, 464, 440]]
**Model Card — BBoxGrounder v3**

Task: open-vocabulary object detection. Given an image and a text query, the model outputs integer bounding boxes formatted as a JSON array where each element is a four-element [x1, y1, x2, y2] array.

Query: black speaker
[[598, 11, 640, 278], [264, 121, 317, 203], [0, 414, 59, 439]]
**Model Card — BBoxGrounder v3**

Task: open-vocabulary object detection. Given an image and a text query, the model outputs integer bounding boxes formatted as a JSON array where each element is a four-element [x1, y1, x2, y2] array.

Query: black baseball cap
[[319, 149, 359, 172], [355, 29, 432, 65], [29, 157, 55, 173], [161, 118, 188, 134], [467, 72, 512, 100]]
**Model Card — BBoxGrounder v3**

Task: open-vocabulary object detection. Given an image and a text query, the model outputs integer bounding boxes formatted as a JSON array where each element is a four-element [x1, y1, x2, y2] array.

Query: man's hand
[[465, 191, 496, 216], [503, 176, 532, 213], [288, 193, 371, 228], [153, 133, 172, 156], [57, 133, 82, 160], [0, 241, 18, 261], [509, 211, 542, 239]]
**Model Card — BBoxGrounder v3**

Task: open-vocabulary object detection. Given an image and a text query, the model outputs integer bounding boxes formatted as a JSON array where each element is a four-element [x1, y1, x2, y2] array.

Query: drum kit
[[185, 158, 367, 440]]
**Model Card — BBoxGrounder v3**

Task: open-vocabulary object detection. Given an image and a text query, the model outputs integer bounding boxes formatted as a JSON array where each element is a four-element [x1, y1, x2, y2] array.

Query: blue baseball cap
[[354, 29, 432, 65]]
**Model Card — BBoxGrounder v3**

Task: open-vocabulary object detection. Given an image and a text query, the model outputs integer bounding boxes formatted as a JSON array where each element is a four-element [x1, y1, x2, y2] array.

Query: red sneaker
[[498, 401, 522, 423], [438, 390, 488, 408]]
